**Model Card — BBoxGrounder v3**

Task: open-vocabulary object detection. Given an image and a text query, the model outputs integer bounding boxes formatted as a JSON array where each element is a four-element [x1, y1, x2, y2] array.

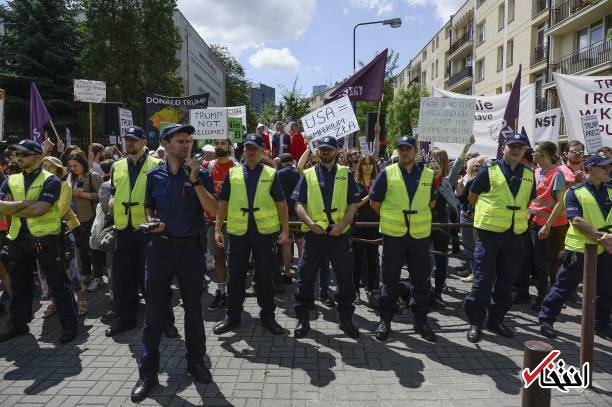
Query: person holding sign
[[369, 136, 437, 342], [292, 136, 362, 339], [213, 133, 289, 336], [464, 133, 536, 343], [539, 154, 612, 339]]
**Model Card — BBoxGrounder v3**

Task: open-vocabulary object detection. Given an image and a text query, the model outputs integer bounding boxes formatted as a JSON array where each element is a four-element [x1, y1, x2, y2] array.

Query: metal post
[[521, 340, 553, 407], [88, 102, 93, 146], [580, 243, 598, 386]]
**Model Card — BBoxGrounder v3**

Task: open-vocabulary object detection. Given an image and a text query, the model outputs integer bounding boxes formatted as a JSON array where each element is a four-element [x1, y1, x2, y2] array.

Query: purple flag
[[325, 49, 388, 104], [496, 65, 522, 159], [29, 83, 51, 144]]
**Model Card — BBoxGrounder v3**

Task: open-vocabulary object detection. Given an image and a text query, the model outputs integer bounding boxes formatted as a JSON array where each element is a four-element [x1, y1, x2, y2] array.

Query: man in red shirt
[[202, 139, 236, 309], [288, 122, 307, 161]]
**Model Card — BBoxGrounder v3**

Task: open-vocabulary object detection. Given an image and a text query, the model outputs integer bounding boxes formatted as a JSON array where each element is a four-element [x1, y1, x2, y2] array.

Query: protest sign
[[358, 136, 370, 156], [144, 93, 209, 140], [417, 97, 475, 144], [581, 114, 603, 154], [534, 108, 561, 143], [554, 73, 611, 148], [190, 108, 228, 140], [118, 108, 133, 136], [432, 85, 535, 158], [300, 95, 359, 141], [227, 106, 247, 128], [74, 79, 106, 103], [0, 89, 4, 141], [228, 117, 243, 143]]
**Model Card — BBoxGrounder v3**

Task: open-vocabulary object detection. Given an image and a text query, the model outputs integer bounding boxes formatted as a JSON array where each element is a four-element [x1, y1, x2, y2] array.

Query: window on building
[[507, 39, 514, 66], [435, 59, 439, 77], [509, 0, 515, 23], [477, 0, 486, 7], [476, 58, 485, 82], [422, 71, 427, 86], [432, 63, 435, 78], [498, 4, 505, 30], [496, 87, 503, 94], [536, 22, 546, 47], [506, 83, 512, 92], [432, 42, 435, 53], [436, 36, 439, 49], [445, 26, 450, 39], [477, 20, 486, 45], [423, 49, 427, 61], [497, 45, 504, 71]]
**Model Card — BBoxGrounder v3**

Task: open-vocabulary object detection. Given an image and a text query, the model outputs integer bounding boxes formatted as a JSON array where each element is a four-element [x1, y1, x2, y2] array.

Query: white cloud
[[348, 0, 394, 15], [348, 0, 463, 21], [342, 7, 349, 15], [249, 48, 300, 72], [176, 0, 316, 56], [313, 65, 322, 73]]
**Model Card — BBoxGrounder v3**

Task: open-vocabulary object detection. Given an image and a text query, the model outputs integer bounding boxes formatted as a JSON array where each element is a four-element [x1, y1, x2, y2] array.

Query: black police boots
[[131, 377, 158, 402], [294, 320, 310, 338], [187, 361, 212, 383], [339, 320, 360, 339], [213, 317, 240, 335], [0, 325, 29, 343], [467, 325, 483, 343], [375, 320, 391, 341]]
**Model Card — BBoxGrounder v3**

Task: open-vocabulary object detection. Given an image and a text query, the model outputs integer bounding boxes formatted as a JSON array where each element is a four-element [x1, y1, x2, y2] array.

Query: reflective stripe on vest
[[301, 165, 350, 234], [112, 156, 161, 230], [528, 166, 568, 227], [473, 164, 534, 234], [7, 170, 62, 240], [226, 165, 280, 236], [379, 163, 433, 238], [564, 186, 612, 254]]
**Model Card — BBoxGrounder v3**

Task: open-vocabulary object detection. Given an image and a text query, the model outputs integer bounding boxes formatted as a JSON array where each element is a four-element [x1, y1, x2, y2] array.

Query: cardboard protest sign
[[581, 114, 603, 154], [144, 93, 209, 140], [534, 108, 561, 143], [190, 108, 228, 140], [300, 95, 359, 141], [74, 79, 106, 103], [227, 106, 247, 128], [228, 117, 243, 143], [358, 136, 370, 156], [118, 108, 133, 136], [417, 97, 475, 144]]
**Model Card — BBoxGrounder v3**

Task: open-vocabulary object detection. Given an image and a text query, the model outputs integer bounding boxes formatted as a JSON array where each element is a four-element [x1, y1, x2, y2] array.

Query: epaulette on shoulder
[[570, 182, 586, 190], [486, 159, 498, 167]]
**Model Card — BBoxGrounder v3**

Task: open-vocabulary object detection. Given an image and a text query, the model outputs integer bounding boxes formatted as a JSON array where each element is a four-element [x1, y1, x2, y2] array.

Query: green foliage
[[385, 84, 429, 149], [256, 78, 309, 129]]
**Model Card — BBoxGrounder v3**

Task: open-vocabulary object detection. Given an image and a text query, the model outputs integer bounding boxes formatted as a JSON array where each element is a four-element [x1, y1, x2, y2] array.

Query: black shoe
[[131, 377, 158, 403], [486, 321, 514, 338], [261, 318, 283, 335], [415, 321, 437, 342], [164, 324, 180, 338], [319, 292, 336, 308], [105, 321, 137, 337], [513, 292, 531, 305], [595, 325, 611, 340], [294, 319, 310, 338], [100, 310, 118, 324], [213, 317, 240, 335], [207, 290, 226, 311], [540, 322, 557, 339], [375, 320, 391, 342], [467, 325, 482, 343], [59, 328, 78, 343], [339, 320, 360, 339], [0, 325, 29, 342], [430, 295, 445, 310], [187, 361, 212, 384]]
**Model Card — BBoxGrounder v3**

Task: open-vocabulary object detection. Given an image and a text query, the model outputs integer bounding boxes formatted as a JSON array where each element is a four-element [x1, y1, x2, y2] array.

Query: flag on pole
[[66, 128, 72, 147], [325, 49, 388, 104], [29, 83, 51, 144], [496, 65, 522, 159]]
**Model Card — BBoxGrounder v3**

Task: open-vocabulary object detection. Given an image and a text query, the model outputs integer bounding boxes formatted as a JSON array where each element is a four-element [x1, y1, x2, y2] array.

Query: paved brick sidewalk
[[0, 260, 611, 406]]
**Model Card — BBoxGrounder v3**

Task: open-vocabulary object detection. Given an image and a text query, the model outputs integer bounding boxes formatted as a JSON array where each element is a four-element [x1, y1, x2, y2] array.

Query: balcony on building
[[547, 39, 611, 82], [447, 65, 473, 91], [547, 0, 612, 37], [531, 44, 548, 67], [448, 30, 474, 60]]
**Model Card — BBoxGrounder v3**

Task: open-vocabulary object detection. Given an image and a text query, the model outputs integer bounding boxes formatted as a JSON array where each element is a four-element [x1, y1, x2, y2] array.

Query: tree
[[385, 84, 429, 148], [0, 0, 82, 141], [257, 102, 281, 129], [276, 78, 310, 124]]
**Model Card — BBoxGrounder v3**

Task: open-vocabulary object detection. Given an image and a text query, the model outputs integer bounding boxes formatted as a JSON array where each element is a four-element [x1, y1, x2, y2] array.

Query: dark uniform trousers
[[8, 234, 77, 330], [226, 228, 276, 321], [113, 229, 174, 325], [516, 223, 550, 300], [294, 233, 355, 321], [139, 235, 205, 379], [379, 234, 430, 324], [540, 251, 612, 328], [464, 229, 527, 326]]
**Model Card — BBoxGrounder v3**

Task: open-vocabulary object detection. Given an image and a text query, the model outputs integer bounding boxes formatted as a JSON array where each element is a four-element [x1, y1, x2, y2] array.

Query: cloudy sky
[[177, 0, 464, 98]]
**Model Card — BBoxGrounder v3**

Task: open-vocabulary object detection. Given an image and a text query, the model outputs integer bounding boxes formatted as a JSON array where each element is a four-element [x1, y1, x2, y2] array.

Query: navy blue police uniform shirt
[[369, 162, 435, 203], [0, 167, 61, 235], [291, 164, 362, 214], [218, 163, 286, 229], [277, 165, 301, 216], [565, 179, 611, 220], [469, 159, 537, 200], [144, 162, 215, 238]]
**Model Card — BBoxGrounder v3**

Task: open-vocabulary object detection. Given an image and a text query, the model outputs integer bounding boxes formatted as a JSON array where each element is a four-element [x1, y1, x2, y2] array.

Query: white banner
[[301, 95, 359, 141], [534, 108, 561, 143], [227, 105, 247, 131], [74, 79, 106, 103], [554, 72, 611, 148], [418, 97, 475, 144], [190, 108, 228, 140], [432, 84, 535, 158], [118, 108, 133, 137], [0, 89, 4, 141]]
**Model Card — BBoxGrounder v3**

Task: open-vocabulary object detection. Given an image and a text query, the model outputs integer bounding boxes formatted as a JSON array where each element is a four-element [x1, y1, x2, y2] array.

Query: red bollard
[[521, 340, 553, 407]]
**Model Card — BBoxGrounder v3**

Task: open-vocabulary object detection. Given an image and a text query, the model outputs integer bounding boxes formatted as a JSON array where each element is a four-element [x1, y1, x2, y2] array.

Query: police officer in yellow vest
[[539, 154, 612, 339], [464, 133, 536, 343], [370, 136, 437, 342], [106, 126, 177, 338], [292, 136, 362, 339], [0, 140, 78, 343], [213, 133, 289, 336]]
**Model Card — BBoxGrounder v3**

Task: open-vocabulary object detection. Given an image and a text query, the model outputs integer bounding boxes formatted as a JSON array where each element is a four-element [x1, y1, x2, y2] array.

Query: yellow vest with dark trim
[[565, 185, 612, 254], [227, 165, 280, 236], [300, 165, 350, 234], [379, 163, 433, 238], [112, 156, 161, 230], [473, 163, 534, 234], [7, 170, 62, 240]]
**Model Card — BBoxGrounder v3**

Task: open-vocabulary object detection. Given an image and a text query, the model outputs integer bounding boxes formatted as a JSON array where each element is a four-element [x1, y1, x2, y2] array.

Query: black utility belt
[[152, 234, 200, 248]]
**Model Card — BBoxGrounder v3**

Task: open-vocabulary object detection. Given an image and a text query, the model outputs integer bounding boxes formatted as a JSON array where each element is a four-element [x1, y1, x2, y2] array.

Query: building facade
[[250, 83, 276, 113]]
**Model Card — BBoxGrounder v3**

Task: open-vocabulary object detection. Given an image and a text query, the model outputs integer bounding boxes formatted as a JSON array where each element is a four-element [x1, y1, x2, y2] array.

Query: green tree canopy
[[385, 84, 429, 149]]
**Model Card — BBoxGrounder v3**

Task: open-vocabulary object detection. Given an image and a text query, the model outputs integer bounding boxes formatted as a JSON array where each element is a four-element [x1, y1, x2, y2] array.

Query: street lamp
[[353, 18, 402, 71]]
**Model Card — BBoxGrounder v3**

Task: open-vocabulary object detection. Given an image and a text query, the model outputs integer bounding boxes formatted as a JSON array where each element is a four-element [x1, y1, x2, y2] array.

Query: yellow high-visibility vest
[[301, 165, 350, 234], [565, 185, 612, 254]]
